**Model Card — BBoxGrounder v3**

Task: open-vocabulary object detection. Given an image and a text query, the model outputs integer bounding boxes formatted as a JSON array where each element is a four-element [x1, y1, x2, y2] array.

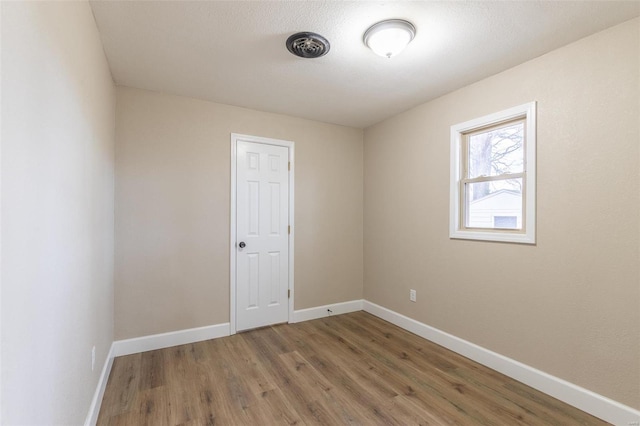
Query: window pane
[[494, 216, 517, 228], [468, 122, 524, 179], [466, 178, 523, 229]]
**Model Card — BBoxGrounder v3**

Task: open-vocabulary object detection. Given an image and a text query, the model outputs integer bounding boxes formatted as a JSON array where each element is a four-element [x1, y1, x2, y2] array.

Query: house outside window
[[449, 102, 536, 244], [493, 215, 518, 229]]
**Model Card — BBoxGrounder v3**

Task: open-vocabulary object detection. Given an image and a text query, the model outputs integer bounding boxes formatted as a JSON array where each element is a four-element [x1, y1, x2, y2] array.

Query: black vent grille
[[286, 32, 330, 58]]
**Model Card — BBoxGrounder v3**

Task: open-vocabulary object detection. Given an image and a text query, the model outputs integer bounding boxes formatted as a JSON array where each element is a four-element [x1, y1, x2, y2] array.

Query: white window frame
[[449, 102, 536, 244]]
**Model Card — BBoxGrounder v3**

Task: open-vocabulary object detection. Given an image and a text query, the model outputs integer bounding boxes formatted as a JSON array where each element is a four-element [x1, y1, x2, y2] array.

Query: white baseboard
[[112, 322, 231, 357], [84, 343, 115, 426], [292, 299, 363, 323], [363, 300, 640, 426]]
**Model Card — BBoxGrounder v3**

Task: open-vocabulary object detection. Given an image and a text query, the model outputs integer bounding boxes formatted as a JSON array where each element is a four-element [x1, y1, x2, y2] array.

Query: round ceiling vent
[[286, 32, 330, 58]]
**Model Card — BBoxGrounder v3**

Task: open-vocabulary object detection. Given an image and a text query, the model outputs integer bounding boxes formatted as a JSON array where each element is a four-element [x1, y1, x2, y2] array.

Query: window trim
[[449, 102, 536, 244]]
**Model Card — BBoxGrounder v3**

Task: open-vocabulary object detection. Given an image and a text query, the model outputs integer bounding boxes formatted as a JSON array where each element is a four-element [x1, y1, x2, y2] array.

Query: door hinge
[[288, 225, 291, 234], [288, 289, 291, 299], [288, 162, 291, 171]]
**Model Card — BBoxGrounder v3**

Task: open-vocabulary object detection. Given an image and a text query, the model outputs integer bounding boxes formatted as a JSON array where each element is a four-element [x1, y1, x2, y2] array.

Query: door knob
[[239, 241, 246, 248]]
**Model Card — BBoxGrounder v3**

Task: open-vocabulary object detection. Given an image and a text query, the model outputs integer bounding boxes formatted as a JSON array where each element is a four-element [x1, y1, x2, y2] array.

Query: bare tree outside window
[[468, 122, 524, 200]]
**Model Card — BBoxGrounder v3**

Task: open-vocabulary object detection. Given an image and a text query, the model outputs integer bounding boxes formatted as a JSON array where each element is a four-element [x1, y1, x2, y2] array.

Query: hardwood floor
[[98, 312, 608, 425]]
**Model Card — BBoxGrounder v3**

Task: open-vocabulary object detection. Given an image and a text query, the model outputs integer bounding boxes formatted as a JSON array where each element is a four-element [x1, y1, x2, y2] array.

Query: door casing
[[230, 133, 294, 334]]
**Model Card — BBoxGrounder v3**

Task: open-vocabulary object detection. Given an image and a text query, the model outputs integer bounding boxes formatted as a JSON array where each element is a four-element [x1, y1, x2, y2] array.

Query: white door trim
[[230, 133, 294, 335]]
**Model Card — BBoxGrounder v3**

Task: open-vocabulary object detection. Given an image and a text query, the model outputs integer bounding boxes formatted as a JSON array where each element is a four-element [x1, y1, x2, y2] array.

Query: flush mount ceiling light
[[286, 32, 330, 58], [364, 19, 416, 58]]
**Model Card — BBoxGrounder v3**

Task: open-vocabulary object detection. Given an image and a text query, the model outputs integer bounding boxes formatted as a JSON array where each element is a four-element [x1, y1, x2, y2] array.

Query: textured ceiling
[[89, 1, 640, 128]]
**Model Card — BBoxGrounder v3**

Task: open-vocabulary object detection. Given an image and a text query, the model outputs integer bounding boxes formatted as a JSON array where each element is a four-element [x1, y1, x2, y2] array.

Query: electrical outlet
[[410, 289, 417, 302], [91, 346, 96, 371]]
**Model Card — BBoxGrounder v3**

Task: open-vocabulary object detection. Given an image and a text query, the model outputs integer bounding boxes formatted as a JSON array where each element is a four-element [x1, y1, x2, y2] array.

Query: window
[[493, 216, 518, 229], [450, 102, 536, 244]]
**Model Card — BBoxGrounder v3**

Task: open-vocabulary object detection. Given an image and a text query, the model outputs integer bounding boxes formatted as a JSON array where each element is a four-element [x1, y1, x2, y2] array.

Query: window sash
[[462, 117, 526, 179], [461, 177, 526, 232]]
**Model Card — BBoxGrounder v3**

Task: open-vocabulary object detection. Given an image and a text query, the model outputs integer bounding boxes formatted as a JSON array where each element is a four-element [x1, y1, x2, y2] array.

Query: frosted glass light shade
[[364, 19, 416, 58]]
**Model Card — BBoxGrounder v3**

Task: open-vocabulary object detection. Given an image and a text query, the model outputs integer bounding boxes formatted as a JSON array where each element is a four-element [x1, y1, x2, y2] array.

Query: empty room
[[1, 1, 639, 425]]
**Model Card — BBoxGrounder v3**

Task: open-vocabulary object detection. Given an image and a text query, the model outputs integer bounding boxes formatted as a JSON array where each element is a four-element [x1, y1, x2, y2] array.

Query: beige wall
[[115, 87, 363, 339], [1, 2, 115, 424], [364, 18, 640, 409]]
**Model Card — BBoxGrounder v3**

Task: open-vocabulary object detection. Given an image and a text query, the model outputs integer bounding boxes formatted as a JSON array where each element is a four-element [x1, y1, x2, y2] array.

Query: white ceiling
[[89, 1, 639, 129]]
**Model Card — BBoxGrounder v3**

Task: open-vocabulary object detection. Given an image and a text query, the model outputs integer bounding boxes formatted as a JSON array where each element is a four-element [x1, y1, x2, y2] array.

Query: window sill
[[449, 229, 535, 244]]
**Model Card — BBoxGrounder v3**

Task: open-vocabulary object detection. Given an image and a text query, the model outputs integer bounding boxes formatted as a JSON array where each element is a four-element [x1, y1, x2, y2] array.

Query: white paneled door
[[235, 139, 290, 332]]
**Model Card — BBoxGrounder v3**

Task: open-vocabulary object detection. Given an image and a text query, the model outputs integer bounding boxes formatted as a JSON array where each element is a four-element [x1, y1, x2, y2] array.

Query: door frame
[[229, 133, 295, 335]]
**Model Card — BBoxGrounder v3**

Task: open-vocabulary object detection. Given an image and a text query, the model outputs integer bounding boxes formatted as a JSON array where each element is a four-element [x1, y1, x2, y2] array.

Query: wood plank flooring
[[98, 312, 608, 425]]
